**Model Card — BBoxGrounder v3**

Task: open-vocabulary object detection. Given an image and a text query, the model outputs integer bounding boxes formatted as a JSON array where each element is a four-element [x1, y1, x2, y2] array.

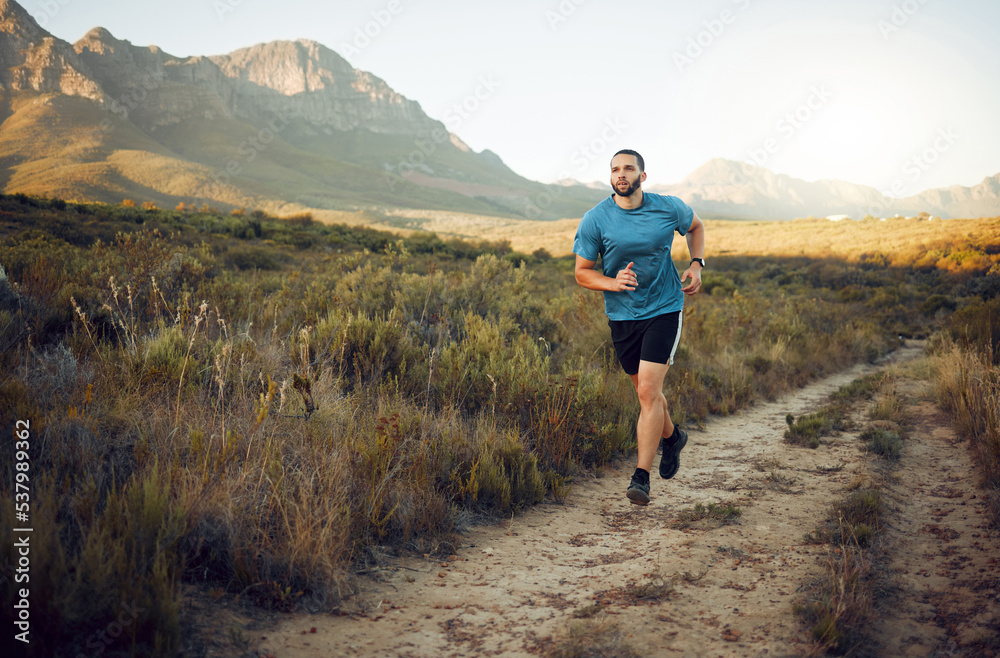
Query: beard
[[612, 178, 641, 198]]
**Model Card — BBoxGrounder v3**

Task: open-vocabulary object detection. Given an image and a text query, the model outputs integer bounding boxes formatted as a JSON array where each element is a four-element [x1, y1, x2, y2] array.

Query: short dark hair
[[612, 149, 644, 172]]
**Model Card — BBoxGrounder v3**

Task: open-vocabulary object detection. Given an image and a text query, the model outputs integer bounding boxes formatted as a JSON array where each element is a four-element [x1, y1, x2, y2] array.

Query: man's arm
[[680, 213, 705, 295], [575, 255, 638, 292]]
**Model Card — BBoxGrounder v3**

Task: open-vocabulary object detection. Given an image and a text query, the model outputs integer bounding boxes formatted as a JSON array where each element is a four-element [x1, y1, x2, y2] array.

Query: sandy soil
[[240, 343, 998, 657], [875, 380, 1000, 656]]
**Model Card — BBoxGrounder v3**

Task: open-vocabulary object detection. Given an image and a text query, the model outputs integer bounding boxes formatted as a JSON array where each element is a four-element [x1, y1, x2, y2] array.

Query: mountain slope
[[1, 0, 993, 222], [895, 174, 1000, 219], [650, 158, 1000, 220], [0, 0, 603, 220]]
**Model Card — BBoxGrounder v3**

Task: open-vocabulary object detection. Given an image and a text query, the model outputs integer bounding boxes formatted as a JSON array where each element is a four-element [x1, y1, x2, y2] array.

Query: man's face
[[610, 154, 646, 198]]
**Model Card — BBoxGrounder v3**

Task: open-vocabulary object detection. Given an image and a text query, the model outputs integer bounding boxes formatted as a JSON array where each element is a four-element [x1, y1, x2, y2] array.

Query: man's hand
[[680, 262, 702, 295], [614, 262, 637, 291], [573, 255, 638, 293]]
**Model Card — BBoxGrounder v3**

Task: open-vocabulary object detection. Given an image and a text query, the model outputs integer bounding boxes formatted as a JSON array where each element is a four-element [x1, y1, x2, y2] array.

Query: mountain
[[648, 159, 1000, 220], [0, 0, 603, 221], [0, 0, 100, 99], [1, 0, 994, 224], [894, 174, 1000, 219]]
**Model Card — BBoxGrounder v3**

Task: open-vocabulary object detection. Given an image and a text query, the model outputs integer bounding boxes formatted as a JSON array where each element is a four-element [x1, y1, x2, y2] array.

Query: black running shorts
[[608, 311, 683, 376]]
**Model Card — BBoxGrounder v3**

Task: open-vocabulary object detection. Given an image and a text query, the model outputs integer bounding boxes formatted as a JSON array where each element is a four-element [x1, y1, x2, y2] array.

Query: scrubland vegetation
[[931, 300, 1000, 524], [794, 371, 904, 655], [0, 193, 997, 656]]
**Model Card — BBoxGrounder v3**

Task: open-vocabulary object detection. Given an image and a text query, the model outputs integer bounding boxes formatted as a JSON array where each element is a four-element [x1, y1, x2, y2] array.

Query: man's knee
[[635, 380, 664, 407]]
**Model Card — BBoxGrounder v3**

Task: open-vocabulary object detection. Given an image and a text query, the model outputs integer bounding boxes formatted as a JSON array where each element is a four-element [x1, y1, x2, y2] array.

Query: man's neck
[[614, 188, 644, 210]]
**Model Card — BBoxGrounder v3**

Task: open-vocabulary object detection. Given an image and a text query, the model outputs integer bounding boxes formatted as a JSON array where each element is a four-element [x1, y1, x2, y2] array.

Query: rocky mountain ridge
[[0, 0, 478, 139], [650, 158, 1000, 220], [0, 0, 601, 220], [0, 0, 103, 99], [0, 0, 996, 221], [68, 27, 441, 135]]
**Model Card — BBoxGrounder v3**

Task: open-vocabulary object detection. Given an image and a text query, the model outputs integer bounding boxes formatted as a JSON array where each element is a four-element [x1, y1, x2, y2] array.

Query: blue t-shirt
[[573, 192, 694, 321]]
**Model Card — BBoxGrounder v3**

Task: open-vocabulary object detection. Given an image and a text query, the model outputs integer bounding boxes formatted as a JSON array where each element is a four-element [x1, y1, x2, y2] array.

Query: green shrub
[[784, 407, 848, 448], [861, 427, 903, 459], [6, 196, 976, 653], [227, 245, 283, 270]]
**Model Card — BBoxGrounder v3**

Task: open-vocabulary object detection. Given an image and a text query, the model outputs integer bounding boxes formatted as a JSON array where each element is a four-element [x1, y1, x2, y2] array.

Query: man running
[[572, 149, 705, 505]]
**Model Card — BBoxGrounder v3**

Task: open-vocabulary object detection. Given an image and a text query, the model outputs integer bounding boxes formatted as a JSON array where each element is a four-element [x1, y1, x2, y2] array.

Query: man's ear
[[640, 171, 647, 183]]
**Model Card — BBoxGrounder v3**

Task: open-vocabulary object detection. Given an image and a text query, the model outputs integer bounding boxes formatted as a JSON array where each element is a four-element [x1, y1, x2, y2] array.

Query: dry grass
[[674, 501, 743, 528], [437, 215, 1000, 282], [795, 529, 879, 656], [794, 376, 906, 655], [376, 211, 1000, 268], [0, 194, 995, 655], [544, 615, 640, 658], [699, 216, 1000, 272], [930, 336, 1000, 525]]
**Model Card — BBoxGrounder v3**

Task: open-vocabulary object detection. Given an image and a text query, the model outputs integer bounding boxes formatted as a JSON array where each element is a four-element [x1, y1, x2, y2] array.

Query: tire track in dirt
[[255, 343, 994, 657], [875, 380, 1000, 657]]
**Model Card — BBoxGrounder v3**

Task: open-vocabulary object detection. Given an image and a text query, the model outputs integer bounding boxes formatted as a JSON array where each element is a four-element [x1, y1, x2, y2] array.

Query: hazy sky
[[27, 0, 1000, 194]]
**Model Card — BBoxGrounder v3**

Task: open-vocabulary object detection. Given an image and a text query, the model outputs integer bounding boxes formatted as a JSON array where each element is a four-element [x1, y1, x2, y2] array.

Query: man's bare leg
[[630, 359, 674, 472]]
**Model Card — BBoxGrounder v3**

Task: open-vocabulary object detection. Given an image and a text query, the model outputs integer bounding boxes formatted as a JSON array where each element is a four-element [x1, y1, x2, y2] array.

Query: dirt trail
[[875, 380, 1000, 656], [256, 343, 999, 657]]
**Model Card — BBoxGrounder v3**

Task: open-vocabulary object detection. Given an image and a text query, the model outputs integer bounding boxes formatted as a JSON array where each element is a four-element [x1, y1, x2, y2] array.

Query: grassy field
[[308, 208, 1000, 267], [0, 193, 997, 656]]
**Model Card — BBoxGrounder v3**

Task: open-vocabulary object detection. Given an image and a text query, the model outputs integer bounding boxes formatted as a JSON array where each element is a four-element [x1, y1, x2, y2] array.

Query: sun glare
[[797, 103, 885, 171]]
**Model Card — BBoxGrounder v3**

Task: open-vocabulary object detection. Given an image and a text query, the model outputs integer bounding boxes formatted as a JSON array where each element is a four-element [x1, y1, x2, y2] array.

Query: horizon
[[19, 0, 1000, 194]]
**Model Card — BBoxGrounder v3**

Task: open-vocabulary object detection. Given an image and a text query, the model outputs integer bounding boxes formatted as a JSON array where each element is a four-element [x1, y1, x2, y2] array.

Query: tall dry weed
[[3, 198, 971, 655], [931, 339, 1000, 524]]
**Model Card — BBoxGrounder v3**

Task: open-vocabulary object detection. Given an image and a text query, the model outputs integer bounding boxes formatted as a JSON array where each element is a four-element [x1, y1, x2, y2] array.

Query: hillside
[[650, 158, 1000, 220], [2, 0, 997, 227], [0, 0, 603, 220]]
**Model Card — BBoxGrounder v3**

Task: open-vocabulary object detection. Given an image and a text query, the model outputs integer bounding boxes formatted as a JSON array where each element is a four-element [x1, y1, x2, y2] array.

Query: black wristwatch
[[690, 258, 705, 268]]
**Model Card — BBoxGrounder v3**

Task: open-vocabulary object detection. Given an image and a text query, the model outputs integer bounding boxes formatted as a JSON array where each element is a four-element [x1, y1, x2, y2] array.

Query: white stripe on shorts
[[668, 311, 683, 366]]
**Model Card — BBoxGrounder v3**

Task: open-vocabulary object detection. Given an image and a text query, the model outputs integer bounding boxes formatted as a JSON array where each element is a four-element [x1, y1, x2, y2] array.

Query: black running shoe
[[626, 475, 650, 506], [659, 428, 688, 480]]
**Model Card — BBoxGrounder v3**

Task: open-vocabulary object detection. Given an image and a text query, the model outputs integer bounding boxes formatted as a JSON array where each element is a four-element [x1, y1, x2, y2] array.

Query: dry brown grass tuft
[[793, 375, 905, 655], [544, 615, 641, 658], [931, 339, 1000, 525]]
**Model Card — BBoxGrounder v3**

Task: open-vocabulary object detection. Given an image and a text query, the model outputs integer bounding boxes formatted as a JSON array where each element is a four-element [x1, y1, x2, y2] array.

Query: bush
[[227, 246, 283, 271], [784, 407, 848, 448], [5, 196, 971, 654], [949, 299, 1000, 364], [861, 426, 903, 460]]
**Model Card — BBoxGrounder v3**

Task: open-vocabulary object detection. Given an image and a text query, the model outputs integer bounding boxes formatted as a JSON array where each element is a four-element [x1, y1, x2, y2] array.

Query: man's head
[[610, 149, 646, 198]]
